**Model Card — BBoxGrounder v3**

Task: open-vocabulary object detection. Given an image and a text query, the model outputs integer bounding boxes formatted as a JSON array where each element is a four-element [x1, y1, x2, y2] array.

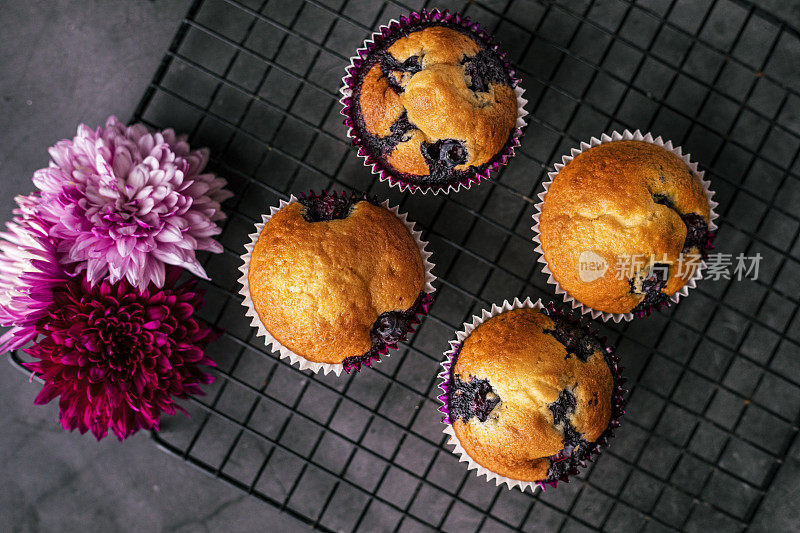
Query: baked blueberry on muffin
[[537, 139, 714, 318], [342, 10, 524, 193], [244, 192, 434, 373], [441, 303, 623, 487]]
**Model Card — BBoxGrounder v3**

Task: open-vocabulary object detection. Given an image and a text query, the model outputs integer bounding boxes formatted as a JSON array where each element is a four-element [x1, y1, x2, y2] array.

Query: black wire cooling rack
[[13, 0, 800, 530]]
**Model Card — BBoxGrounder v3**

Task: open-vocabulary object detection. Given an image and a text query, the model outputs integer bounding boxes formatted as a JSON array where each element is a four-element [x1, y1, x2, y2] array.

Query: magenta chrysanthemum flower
[[33, 115, 233, 291], [0, 193, 66, 353], [23, 267, 218, 441]]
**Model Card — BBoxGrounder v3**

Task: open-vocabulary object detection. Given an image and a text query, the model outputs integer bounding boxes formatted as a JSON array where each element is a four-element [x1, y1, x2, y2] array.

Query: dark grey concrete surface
[[0, 0, 194, 215], [749, 436, 800, 532], [0, 1, 306, 531]]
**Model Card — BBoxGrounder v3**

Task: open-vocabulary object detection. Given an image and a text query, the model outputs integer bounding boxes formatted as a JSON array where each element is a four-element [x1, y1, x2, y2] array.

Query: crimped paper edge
[[530, 129, 720, 322], [237, 195, 437, 376], [338, 10, 529, 195]]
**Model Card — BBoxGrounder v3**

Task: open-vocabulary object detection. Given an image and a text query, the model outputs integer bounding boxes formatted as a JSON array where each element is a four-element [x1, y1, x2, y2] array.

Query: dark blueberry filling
[[298, 192, 386, 223], [630, 263, 671, 316], [299, 194, 358, 222], [651, 193, 674, 209], [373, 112, 415, 155], [342, 292, 429, 372], [681, 212, 710, 253], [549, 388, 577, 426], [651, 192, 709, 254], [542, 314, 603, 362], [421, 139, 469, 180], [546, 432, 591, 481], [371, 308, 415, 346], [631, 289, 671, 315], [461, 49, 510, 92], [640, 263, 669, 294], [379, 53, 422, 92], [449, 374, 501, 423], [546, 389, 592, 482]]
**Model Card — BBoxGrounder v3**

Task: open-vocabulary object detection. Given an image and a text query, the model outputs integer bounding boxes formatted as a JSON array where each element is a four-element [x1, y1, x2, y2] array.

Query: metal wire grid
[[12, 0, 798, 530]]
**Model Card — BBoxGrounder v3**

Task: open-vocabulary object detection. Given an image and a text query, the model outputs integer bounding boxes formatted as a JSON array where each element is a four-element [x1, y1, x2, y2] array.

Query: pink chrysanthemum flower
[[33, 115, 233, 291], [24, 268, 218, 441], [0, 194, 66, 353]]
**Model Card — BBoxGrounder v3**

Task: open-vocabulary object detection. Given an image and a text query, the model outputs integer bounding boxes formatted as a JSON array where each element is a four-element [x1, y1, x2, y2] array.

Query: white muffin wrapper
[[237, 195, 436, 376], [531, 129, 720, 322], [339, 10, 529, 195]]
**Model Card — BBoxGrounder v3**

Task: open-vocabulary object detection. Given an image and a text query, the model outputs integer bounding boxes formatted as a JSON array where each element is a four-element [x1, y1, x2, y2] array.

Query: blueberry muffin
[[343, 11, 522, 192], [246, 192, 432, 371], [538, 140, 712, 317], [444, 305, 622, 485]]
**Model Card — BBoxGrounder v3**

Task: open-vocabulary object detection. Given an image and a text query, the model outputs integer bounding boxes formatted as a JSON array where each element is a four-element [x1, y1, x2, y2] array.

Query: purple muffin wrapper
[[339, 9, 528, 195], [238, 191, 436, 376], [436, 297, 626, 492], [531, 129, 720, 322]]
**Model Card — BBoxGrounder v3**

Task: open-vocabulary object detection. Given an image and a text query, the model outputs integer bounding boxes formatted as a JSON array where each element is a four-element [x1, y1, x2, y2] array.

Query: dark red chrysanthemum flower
[[23, 267, 218, 441]]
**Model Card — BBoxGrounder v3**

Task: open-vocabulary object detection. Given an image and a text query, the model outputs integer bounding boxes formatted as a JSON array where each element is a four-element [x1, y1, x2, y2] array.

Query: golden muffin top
[[247, 197, 425, 365], [539, 141, 711, 315], [355, 25, 518, 186], [448, 307, 615, 483]]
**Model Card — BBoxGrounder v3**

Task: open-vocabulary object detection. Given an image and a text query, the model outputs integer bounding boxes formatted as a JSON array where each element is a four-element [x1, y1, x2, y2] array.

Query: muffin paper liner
[[531, 129, 719, 322], [339, 9, 528, 195], [436, 297, 626, 492], [238, 191, 436, 376]]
